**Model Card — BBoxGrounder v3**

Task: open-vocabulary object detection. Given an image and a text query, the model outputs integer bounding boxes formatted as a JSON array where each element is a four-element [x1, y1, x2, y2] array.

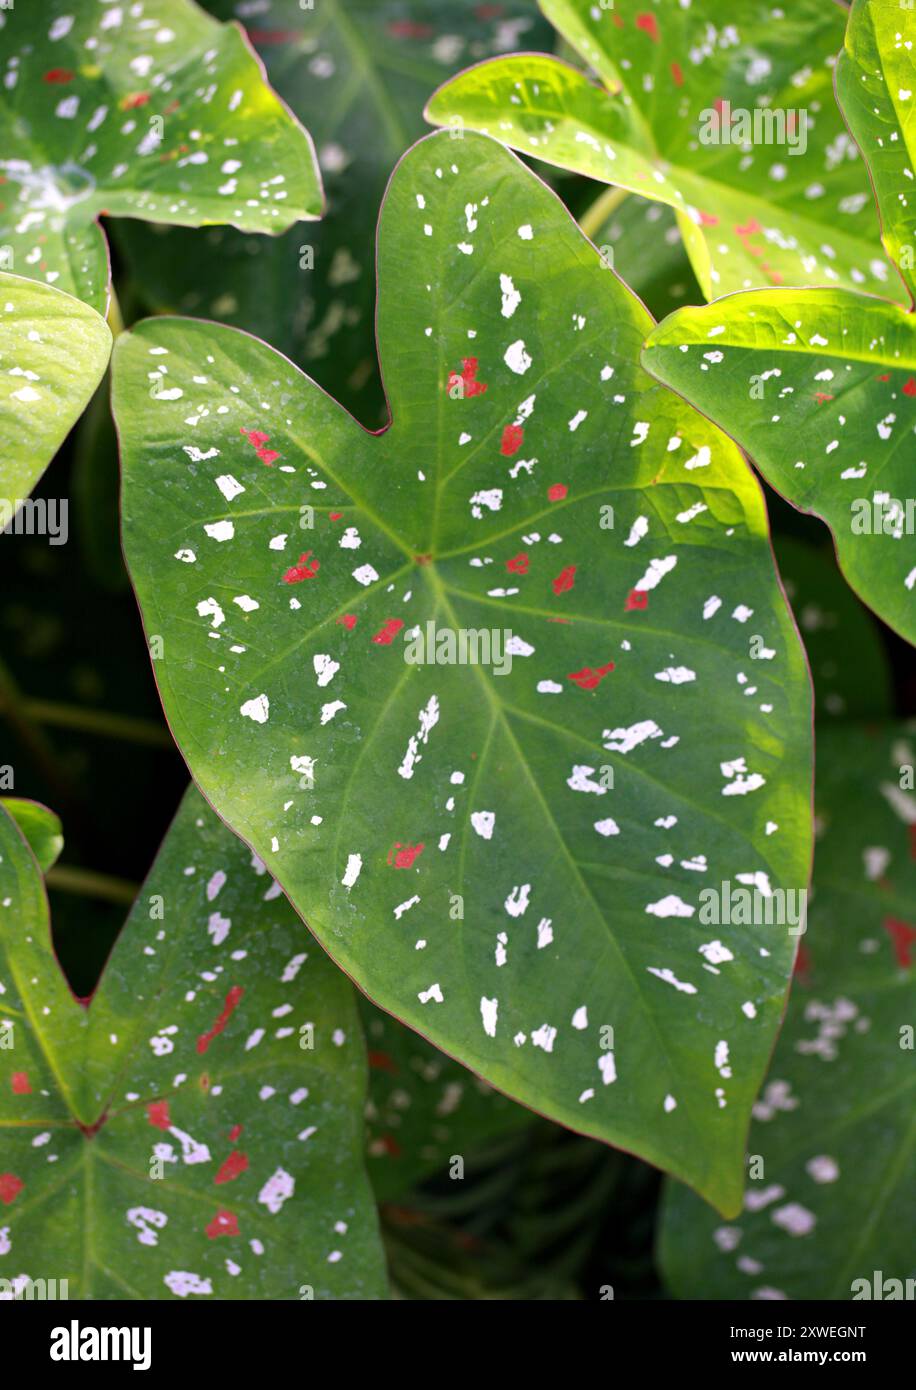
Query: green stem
[[579, 184, 630, 240], [0, 657, 78, 808], [45, 865, 139, 906], [17, 700, 172, 749]]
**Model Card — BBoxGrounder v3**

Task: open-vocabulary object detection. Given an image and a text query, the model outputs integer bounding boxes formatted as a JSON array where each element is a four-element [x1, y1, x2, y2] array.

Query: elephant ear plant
[[0, 0, 322, 502], [0, 788, 385, 1298], [1, 0, 914, 1312], [112, 128, 812, 1218], [643, 0, 916, 644]]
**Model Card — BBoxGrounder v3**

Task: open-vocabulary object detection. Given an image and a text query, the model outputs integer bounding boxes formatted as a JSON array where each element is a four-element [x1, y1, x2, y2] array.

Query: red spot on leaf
[[122, 92, 150, 109], [215, 1150, 249, 1184], [814, 393, 834, 404], [206, 1209, 240, 1239], [197, 986, 244, 1055], [337, 614, 358, 630], [506, 552, 529, 575], [11, 1072, 30, 1095], [368, 1051, 398, 1073], [635, 13, 660, 42], [500, 423, 524, 456], [671, 62, 684, 87], [228, 1124, 243, 1142], [387, 842, 425, 869], [0, 1174, 23, 1205], [567, 662, 615, 691], [448, 357, 488, 397], [552, 565, 577, 595], [903, 377, 916, 397], [378, 1134, 402, 1157], [329, 512, 343, 521], [697, 209, 719, 226], [548, 484, 567, 502], [43, 69, 74, 83], [625, 589, 648, 611], [147, 1100, 171, 1130], [371, 618, 404, 645], [240, 427, 280, 465], [282, 552, 320, 583], [884, 917, 916, 968]]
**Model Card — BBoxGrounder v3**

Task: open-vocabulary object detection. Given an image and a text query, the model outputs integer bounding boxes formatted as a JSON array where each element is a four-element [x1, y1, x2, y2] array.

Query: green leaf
[[837, 0, 916, 307], [643, 288, 916, 646], [774, 536, 893, 722], [0, 0, 323, 315], [660, 722, 916, 1300], [113, 129, 813, 1217], [425, 0, 898, 302], [0, 786, 386, 1298], [112, 0, 553, 422], [0, 797, 64, 873], [362, 1000, 532, 1202], [0, 272, 111, 504], [643, 2, 916, 646]]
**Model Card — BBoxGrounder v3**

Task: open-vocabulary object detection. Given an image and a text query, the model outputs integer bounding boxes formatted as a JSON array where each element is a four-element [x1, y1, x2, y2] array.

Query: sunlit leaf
[[426, 0, 896, 301]]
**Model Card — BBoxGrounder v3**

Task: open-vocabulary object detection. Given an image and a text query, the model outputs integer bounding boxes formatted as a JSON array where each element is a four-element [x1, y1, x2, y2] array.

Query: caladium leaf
[[643, 288, 916, 646], [837, 0, 916, 307], [113, 129, 813, 1217], [660, 723, 916, 1300], [362, 1000, 532, 1202], [0, 787, 386, 1298], [0, 272, 111, 505], [774, 536, 893, 721], [0, 797, 64, 873], [0, 0, 322, 316], [425, 0, 898, 302], [643, 1, 916, 646], [113, 0, 552, 423]]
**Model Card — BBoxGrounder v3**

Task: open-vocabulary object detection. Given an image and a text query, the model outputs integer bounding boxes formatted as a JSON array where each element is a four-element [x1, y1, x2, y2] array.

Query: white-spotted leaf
[[0, 272, 111, 504], [643, 1, 916, 646], [113, 130, 813, 1216], [0, 0, 323, 314], [425, 0, 896, 301], [660, 723, 916, 1299], [0, 787, 386, 1299]]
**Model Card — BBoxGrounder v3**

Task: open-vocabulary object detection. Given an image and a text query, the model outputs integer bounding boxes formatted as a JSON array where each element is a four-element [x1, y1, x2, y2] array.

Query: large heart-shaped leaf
[[113, 129, 812, 1216], [0, 0, 322, 315], [0, 273, 111, 504], [0, 787, 386, 1299], [425, 0, 898, 302], [113, 0, 552, 423], [643, 0, 916, 646], [660, 722, 916, 1300]]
